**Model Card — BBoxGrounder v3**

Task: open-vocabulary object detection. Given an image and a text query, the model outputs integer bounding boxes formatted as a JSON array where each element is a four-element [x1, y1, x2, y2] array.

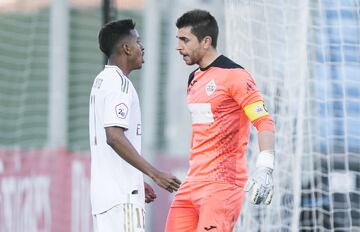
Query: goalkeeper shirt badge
[[205, 80, 216, 96]]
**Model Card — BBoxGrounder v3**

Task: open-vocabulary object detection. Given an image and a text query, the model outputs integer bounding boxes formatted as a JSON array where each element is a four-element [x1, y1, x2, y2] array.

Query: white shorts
[[93, 203, 145, 232]]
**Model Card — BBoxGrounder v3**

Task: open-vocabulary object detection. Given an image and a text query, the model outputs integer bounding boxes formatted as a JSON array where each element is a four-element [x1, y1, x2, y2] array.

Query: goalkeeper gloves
[[244, 150, 275, 205]]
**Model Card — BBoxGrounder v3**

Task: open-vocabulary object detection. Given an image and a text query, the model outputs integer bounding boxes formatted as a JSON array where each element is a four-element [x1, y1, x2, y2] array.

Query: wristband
[[255, 150, 275, 170]]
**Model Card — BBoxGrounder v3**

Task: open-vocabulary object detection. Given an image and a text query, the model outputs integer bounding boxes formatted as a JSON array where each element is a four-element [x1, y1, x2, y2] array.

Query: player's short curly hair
[[176, 9, 219, 48], [98, 19, 135, 57]]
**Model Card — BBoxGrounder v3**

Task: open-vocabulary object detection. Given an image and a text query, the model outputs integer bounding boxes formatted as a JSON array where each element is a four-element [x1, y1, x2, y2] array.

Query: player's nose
[[176, 41, 183, 51]]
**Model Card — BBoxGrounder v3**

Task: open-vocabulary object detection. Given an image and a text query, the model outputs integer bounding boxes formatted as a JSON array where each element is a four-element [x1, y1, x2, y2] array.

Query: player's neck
[[198, 49, 219, 69], [108, 59, 131, 76]]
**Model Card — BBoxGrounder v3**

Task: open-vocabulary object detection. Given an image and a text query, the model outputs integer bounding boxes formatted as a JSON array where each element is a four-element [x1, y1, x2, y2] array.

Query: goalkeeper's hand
[[244, 150, 275, 205]]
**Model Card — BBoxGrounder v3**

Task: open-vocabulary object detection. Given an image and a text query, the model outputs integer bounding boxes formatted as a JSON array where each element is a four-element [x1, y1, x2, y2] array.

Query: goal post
[[224, 0, 360, 231], [48, 0, 69, 149]]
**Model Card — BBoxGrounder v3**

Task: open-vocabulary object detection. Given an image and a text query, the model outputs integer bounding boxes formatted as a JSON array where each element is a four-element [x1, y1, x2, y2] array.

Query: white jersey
[[89, 65, 144, 215]]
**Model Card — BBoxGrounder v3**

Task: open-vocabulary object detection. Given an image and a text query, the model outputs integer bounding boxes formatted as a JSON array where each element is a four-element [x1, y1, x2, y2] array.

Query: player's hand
[[151, 170, 181, 193], [144, 182, 156, 203], [244, 167, 274, 205]]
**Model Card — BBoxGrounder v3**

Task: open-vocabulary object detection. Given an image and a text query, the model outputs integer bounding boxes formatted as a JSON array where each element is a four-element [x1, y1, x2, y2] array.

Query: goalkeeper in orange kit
[[165, 9, 276, 232]]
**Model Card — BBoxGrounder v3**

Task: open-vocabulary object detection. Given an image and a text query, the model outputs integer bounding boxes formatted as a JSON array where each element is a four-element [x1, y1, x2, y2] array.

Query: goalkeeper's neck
[[198, 47, 219, 70]]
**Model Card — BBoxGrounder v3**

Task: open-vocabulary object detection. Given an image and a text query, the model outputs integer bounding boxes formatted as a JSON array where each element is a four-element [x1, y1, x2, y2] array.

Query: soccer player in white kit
[[89, 19, 181, 232]]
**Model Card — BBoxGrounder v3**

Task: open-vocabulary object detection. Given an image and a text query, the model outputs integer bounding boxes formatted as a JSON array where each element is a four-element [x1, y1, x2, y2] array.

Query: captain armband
[[243, 101, 269, 122]]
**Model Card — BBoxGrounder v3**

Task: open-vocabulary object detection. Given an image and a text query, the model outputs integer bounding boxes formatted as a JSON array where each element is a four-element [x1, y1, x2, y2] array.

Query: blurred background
[[0, 0, 359, 231]]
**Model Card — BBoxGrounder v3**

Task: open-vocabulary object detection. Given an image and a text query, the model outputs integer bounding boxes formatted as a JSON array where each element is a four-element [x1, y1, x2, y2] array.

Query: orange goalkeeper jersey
[[186, 55, 275, 187]]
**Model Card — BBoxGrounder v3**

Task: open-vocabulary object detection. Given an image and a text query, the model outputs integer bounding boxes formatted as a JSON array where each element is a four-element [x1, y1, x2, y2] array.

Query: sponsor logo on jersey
[[206, 80, 216, 96], [115, 103, 128, 119], [188, 103, 214, 124]]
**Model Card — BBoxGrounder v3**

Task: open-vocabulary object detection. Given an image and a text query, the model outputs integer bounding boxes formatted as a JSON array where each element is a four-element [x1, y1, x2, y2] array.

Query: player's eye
[[178, 37, 189, 43]]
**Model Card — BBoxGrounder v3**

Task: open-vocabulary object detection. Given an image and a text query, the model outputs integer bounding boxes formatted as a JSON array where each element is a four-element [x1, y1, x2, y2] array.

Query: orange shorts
[[165, 180, 245, 232]]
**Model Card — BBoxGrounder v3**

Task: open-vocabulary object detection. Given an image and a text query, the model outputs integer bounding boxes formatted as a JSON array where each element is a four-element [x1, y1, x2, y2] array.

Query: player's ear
[[122, 42, 131, 55], [202, 36, 212, 49], [113, 41, 125, 56]]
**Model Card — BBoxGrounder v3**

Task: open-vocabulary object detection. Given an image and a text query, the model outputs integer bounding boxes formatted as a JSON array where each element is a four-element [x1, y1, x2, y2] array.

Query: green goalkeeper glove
[[244, 150, 275, 205]]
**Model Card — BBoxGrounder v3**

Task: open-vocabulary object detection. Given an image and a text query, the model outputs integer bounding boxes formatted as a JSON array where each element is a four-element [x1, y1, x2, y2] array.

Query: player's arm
[[227, 70, 276, 205], [103, 76, 181, 193], [242, 100, 275, 205], [243, 100, 276, 205], [105, 126, 181, 193]]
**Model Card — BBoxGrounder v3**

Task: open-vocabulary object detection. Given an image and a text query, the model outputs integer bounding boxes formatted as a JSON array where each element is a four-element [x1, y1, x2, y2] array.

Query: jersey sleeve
[[226, 69, 275, 132], [226, 69, 263, 108], [103, 80, 132, 129], [252, 115, 275, 132]]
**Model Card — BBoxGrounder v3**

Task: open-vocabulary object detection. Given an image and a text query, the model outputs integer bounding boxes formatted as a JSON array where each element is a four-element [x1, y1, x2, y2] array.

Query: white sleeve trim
[[104, 123, 129, 130]]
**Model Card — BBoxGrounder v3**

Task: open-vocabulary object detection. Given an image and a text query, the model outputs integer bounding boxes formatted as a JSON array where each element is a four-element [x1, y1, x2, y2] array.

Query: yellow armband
[[243, 101, 269, 122]]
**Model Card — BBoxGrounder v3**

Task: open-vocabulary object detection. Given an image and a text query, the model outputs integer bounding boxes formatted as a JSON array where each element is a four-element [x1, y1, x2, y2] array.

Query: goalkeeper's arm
[[242, 100, 276, 204], [245, 130, 276, 205]]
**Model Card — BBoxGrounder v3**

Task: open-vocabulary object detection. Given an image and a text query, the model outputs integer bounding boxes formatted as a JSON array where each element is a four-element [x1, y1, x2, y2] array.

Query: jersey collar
[[199, 55, 224, 71], [105, 65, 126, 76]]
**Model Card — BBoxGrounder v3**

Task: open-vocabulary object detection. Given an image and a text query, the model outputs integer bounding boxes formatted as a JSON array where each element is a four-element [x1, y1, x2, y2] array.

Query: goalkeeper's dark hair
[[98, 19, 136, 57], [176, 9, 218, 48]]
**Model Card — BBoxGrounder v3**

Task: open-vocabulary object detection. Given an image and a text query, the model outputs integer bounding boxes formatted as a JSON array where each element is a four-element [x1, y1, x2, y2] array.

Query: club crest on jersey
[[115, 103, 128, 119], [205, 80, 216, 96]]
